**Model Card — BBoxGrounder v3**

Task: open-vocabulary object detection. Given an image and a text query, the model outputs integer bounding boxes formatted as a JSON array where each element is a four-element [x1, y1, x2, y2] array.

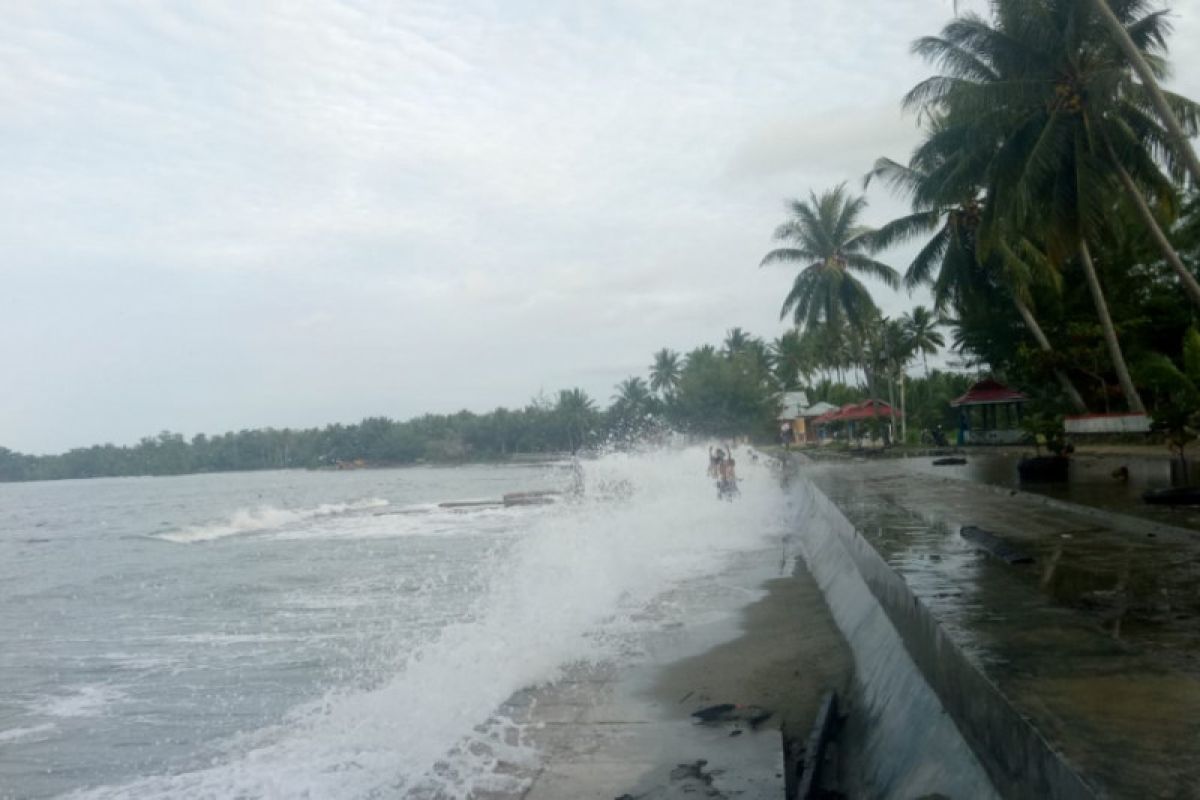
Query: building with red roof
[[949, 378, 1028, 445]]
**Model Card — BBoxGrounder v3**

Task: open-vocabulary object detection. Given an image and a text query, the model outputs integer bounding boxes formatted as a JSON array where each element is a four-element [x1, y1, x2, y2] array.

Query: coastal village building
[[811, 399, 899, 444], [949, 378, 1028, 445], [777, 391, 839, 445]]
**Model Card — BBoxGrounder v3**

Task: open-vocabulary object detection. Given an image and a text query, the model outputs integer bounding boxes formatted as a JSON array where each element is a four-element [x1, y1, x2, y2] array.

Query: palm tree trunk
[[1113, 161, 1200, 309], [1087, 0, 1200, 188], [858, 342, 887, 447], [886, 369, 898, 444], [1078, 239, 1146, 413], [1012, 295, 1089, 414]]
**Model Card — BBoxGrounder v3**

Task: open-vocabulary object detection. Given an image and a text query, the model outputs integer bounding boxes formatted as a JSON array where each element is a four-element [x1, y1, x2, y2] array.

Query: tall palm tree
[[649, 348, 681, 396], [866, 149, 1090, 412], [903, 1, 1200, 412], [612, 377, 652, 408], [762, 184, 900, 440], [769, 329, 813, 390], [880, 317, 917, 441], [610, 377, 656, 436], [723, 327, 752, 358], [901, 306, 945, 376], [1085, 0, 1200, 188], [686, 344, 718, 368], [761, 184, 900, 332], [555, 388, 596, 454]]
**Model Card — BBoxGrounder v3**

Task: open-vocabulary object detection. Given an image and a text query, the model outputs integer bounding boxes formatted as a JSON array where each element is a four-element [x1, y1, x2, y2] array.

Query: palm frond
[[844, 254, 901, 289]]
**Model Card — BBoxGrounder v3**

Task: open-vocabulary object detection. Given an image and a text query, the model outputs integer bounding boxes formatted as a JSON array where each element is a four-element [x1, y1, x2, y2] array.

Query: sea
[[0, 447, 792, 799]]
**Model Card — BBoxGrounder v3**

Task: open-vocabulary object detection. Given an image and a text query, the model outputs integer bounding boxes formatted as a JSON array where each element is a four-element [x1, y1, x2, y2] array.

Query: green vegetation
[[763, 0, 1200, 439], [0, 332, 777, 481]]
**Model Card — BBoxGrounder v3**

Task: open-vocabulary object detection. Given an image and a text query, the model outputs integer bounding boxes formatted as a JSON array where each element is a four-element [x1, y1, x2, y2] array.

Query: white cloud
[[1, 0, 1198, 451]]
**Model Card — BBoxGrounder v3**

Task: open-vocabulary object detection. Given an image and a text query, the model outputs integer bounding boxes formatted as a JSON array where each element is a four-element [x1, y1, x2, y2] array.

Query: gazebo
[[950, 379, 1028, 445], [813, 400, 899, 444]]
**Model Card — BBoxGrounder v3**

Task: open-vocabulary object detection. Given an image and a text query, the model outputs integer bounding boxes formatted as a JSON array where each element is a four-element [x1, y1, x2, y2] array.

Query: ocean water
[[0, 447, 789, 799]]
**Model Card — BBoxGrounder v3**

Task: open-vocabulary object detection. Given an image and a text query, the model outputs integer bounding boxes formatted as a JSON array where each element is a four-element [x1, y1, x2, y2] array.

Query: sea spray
[[158, 498, 390, 543], [65, 446, 787, 799]]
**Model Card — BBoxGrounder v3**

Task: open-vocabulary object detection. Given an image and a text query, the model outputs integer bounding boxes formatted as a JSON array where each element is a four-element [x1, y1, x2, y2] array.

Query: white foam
[[0, 723, 56, 743], [99, 652, 180, 671], [30, 685, 126, 719], [72, 446, 787, 799], [268, 501, 537, 542], [158, 498, 389, 543]]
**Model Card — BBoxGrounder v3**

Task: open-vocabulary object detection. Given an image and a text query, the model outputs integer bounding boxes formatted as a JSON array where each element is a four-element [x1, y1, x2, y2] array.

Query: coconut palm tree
[[865, 148, 1090, 412], [901, 306, 945, 376], [610, 377, 657, 439], [1084, 0, 1200, 188], [903, 0, 1200, 412], [761, 184, 900, 332], [612, 377, 653, 408], [769, 329, 813, 390], [881, 317, 917, 441], [649, 348, 681, 396], [723, 327, 752, 358], [554, 388, 596, 454], [686, 344, 718, 368]]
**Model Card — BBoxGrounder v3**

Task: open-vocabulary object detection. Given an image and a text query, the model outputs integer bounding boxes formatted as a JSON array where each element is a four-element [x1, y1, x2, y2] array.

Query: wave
[[0, 723, 56, 743], [78, 446, 789, 799], [29, 685, 126, 719], [158, 498, 389, 543]]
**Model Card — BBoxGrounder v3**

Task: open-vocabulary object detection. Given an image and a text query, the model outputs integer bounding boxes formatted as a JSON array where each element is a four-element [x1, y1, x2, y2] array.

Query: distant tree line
[[1, 315, 980, 483], [0, 332, 781, 482]]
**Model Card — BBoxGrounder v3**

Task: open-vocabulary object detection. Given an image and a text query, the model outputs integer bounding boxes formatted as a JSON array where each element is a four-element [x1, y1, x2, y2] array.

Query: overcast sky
[[3, 1, 1199, 454]]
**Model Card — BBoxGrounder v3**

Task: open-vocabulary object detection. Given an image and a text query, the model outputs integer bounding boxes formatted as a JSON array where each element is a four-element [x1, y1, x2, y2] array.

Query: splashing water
[[158, 498, 390, 543], [1, 447, 789, 799]]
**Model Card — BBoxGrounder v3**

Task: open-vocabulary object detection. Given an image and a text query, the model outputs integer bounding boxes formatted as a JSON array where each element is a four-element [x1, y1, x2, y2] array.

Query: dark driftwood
[[960, 525, 1035, 564], [1017, 455, 1069, 482], [1143, 487, 1200, 506], [933, 456, 967, 466]]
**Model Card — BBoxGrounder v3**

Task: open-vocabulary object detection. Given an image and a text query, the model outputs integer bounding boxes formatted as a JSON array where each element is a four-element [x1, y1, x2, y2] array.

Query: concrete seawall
[[792, 472, 1095, 799]]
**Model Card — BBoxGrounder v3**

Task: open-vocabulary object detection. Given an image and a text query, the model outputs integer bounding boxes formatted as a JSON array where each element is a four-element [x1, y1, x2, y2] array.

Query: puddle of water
[[907, 452, 1200, 533], [803, 458, 1200, 798]]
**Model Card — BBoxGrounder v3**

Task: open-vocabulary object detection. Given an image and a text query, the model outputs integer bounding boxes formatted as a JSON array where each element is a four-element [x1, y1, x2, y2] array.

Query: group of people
[[707, 445, 739, 500]]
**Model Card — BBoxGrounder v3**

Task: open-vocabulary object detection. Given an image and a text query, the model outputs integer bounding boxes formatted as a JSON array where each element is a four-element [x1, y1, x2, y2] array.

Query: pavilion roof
[[813, 399, 898, 424], [950, 378, 1028, 407]]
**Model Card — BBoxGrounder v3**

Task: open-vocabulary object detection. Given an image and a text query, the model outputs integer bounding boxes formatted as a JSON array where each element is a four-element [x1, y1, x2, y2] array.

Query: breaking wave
[[158, 498, 390, 543], [71, 447, 788, 799]]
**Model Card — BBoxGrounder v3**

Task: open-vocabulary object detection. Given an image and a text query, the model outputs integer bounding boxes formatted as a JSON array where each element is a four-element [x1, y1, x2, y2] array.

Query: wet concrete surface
[[804, 457, 1200, 798], [906, 450, 1200, 534], [793, 481, 1002, 799], [428, 541, 849, 800]]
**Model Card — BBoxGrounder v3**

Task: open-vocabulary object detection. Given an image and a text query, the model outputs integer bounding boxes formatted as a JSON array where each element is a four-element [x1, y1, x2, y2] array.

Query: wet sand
[[480, 546, 852, 799], [650, 571, 851, 738]]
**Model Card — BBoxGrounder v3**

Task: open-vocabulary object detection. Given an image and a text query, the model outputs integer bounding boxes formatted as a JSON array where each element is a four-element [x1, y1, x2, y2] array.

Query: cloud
[[2, 0, 1198, 452], [725, 105, 924, 184]]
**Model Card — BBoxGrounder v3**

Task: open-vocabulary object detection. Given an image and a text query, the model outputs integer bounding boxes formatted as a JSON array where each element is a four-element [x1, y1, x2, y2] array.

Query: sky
[[3, 1, 1200, 454]]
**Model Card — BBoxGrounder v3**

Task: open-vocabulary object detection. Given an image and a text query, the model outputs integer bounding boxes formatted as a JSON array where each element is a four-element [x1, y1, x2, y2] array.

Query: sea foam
[[158, 498, 389, 543], [72, 446, 786, 799]]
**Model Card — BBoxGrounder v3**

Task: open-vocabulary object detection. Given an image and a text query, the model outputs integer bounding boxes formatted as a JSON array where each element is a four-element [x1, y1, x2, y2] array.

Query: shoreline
[[486, 543, 852, 799]]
